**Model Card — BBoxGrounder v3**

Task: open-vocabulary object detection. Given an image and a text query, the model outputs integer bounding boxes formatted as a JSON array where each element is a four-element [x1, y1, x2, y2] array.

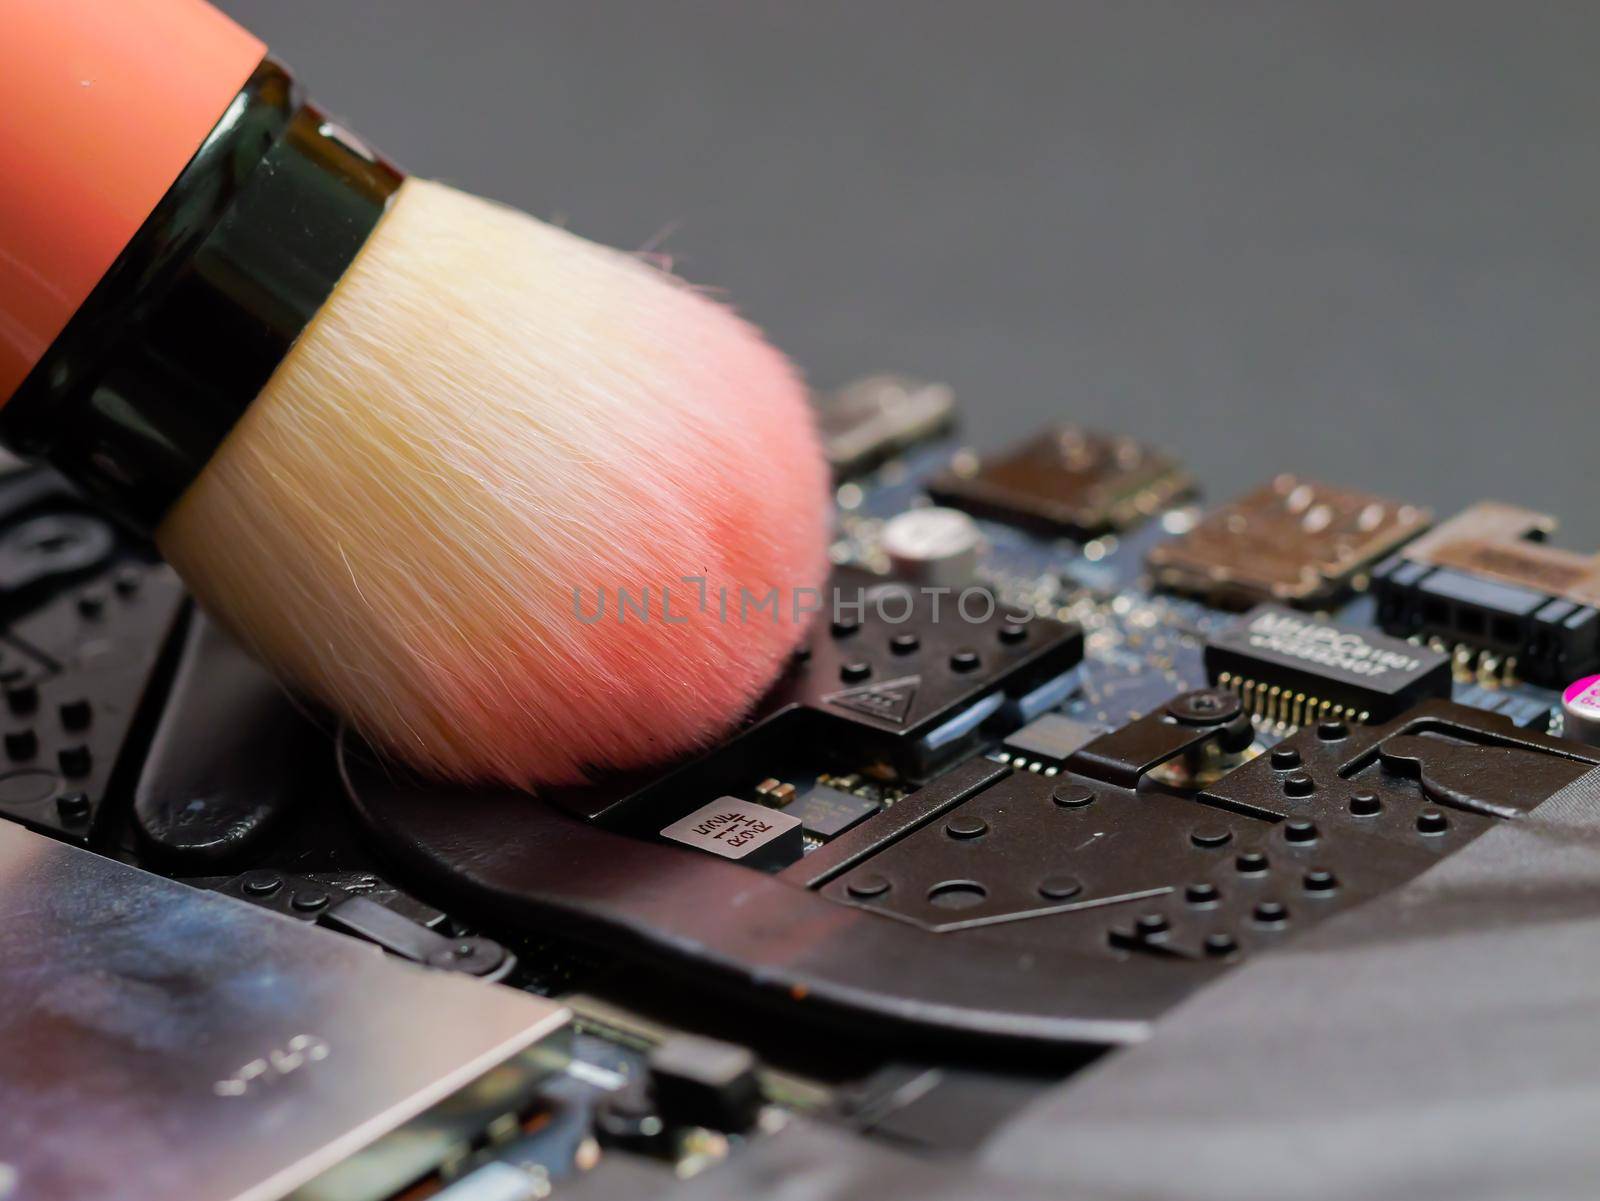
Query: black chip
[[788, 786, 881, 841], [1001, 713, 1103, 766], [1205, 605, 1451, 725]]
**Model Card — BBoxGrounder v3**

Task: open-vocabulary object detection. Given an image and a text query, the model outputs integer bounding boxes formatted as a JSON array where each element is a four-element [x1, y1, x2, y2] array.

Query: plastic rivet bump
[[1284, 819, 1318, 844], [945, 814, 989, 840], [57, 745, 91, 777], [1253, 900, 1289, 924], [846, 874, 891, 899], [1038, 874, 1083, 901], [1185, 882, 1220, 905], [1417, 809, 1449, 835], [1052, 783, 1096, 808], [55, 791, 90, 822], [1349, 791, 1382, 816], [241, 871, 283, 897], [1284, 772, 1316, 797]]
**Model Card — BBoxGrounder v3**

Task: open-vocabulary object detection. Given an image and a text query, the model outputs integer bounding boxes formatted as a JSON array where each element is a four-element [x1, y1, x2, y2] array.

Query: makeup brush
[[0, 0, 828, 787]]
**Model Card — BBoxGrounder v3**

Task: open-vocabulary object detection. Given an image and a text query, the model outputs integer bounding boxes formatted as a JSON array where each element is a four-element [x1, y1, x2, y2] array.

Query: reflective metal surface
[[0, 821, 568, 1201]]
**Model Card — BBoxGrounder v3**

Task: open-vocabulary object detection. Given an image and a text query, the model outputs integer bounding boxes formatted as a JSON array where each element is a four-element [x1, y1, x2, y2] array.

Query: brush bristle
[[157, 178, 830, 788]]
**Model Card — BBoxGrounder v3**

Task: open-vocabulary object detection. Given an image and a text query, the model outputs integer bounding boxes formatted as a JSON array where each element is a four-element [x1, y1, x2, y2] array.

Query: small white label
[[660, 798, 801, 860]]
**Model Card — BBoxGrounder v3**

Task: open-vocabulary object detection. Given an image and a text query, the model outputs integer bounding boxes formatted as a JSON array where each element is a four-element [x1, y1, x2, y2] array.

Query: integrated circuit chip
[[1206, 604, 1452, 726], [1148, 475, 1430, 609], [814, 374, 957, 477], [1000, 712, 1103, 769], [927, 426, 1192, 538], [788, 785, 881, 841]]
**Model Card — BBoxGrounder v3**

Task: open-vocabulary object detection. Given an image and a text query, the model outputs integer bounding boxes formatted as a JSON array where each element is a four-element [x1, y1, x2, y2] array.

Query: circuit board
[[3, 378, 1599, 1200]]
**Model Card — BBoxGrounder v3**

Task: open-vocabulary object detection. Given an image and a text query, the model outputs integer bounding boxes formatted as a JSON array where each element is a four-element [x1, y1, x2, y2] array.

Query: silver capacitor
[[881, 506, 982, 590]]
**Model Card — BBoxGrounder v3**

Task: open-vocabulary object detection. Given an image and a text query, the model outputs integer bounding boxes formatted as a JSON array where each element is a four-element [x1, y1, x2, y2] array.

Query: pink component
[[1561, 674, 1600, 747], [1561, 675, 1600, 709]]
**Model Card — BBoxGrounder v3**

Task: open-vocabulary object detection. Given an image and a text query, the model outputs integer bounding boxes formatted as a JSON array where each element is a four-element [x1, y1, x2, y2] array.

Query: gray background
[[214, 1, 1600, 541]]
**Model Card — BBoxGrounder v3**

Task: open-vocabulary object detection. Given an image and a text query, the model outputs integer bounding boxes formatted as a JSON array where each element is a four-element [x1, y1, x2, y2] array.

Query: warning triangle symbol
[[822, 675, 920, 725]]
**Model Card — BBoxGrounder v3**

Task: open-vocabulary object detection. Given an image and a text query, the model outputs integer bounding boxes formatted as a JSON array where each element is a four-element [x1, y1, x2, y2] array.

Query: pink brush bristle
[[159, 180, 830, 789]]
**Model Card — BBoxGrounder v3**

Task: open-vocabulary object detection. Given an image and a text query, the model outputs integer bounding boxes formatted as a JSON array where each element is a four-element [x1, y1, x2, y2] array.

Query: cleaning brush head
[[0, 0, 830, 789], [158, 180, 830, 786]]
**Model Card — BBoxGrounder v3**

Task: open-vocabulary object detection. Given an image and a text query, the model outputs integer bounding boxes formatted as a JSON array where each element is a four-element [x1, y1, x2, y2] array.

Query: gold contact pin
[[1215, 672, 1372, 732]]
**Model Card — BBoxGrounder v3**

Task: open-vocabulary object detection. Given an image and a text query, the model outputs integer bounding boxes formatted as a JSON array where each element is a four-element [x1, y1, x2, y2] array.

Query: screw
[[1168, 689, 1242, 725]]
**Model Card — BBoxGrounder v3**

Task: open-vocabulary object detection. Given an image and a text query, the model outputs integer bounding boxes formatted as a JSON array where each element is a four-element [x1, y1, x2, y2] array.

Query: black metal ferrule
[[1, 58, 404, 534]]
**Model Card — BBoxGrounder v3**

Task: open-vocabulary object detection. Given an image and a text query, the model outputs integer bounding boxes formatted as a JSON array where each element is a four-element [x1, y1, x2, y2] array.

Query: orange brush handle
[[0, 0, 265, 403]]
